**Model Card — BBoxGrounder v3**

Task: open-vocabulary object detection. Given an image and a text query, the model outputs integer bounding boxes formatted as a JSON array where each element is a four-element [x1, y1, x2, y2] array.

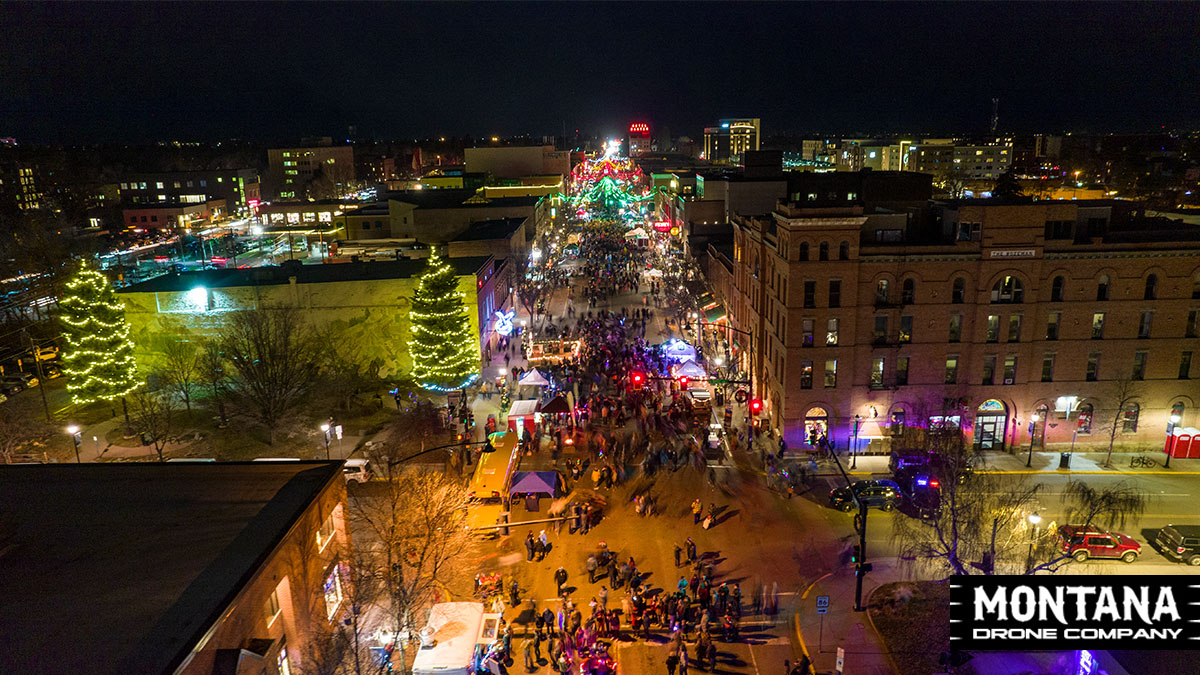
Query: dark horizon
[[2, 1, 1198, 144]]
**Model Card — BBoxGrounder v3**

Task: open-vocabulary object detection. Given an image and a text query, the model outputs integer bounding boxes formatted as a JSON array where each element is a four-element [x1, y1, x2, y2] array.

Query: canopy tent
[[509, 471, 559, 497], [624, 227, 649, 239], [518, 369, 551, 386], [671, 360, 707, 378], [703, 304, 727, 323], [662, 339, 698, 362], [538, 395, 571, 414], [508, 399, 540, 418], [644, 268, 664, 277], [854, 418, 886, 440]]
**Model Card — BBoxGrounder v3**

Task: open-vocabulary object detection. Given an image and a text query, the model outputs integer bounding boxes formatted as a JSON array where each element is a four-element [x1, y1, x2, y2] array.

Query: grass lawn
[[868, 580, 950, 675]]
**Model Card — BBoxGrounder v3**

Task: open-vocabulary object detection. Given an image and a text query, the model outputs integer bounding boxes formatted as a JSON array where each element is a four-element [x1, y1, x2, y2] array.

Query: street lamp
[[1025, 413, 1040, 467], [320, 422, 331, 460], [66, 424, 82, 464], [1164, 412, 1182, 468], [1025, 513, 1042, 573], [851, 414, 862, 470]]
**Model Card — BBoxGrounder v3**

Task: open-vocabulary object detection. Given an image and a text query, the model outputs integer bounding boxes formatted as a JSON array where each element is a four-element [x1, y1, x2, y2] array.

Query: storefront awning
[[704, 304, 726, 323]]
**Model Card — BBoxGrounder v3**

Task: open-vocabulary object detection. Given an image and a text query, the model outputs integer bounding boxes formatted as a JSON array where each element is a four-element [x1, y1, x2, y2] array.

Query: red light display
[[653, 220, 671, 232], [629, 122, 650, 135]]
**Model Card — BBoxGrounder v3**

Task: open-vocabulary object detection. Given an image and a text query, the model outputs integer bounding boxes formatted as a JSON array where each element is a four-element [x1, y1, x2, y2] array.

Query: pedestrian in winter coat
[[608, 560, 620, 587], [679, 649, 689, 675], [526, 532, 536, 561], [674, 544, 682, 567], [542, 608, 555, 630], [554, 567, 569, 594], [706, 643, 717, 668], [686, 538, 697, 562], [586, 555, 598, 583], [523, 638, 536, 669], [598, 585, 609, 609], [691, 499, 703, 524], [666, 653, 679, 675]]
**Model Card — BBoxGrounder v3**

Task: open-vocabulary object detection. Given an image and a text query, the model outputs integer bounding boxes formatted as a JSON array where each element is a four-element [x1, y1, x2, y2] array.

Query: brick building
[[0, 462, 350, 675], [727, 198, 1200, 455]]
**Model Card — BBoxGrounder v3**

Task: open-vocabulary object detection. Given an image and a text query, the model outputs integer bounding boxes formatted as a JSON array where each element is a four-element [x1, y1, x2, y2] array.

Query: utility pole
[[828, 434, 871, 611], [22, 329, 51, 422]]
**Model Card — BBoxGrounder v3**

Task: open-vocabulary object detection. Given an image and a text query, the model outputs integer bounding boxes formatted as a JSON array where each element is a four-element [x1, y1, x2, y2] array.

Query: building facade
[[703, 119, 761, 165], [120, 169, 260, 215], [0, 159, 42, 211], [909, 140, 1014, 181], [728, 199, 1200, 455], [266, 145, 356, 200]]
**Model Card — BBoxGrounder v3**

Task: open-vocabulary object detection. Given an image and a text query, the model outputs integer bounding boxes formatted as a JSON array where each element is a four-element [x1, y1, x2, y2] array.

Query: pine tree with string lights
[[59, 264, 140, 407], [408, 252, 479, 391]]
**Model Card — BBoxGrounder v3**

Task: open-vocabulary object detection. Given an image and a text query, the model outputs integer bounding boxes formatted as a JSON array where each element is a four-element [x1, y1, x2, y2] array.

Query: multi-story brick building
[[728, 198, 1200, 456]]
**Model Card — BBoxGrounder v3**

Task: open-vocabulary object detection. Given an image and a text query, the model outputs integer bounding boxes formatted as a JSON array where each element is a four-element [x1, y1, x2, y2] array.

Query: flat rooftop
[[0, 462, 343, 675]]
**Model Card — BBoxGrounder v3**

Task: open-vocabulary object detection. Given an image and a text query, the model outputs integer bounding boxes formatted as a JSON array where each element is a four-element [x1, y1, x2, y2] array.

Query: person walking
[[686, 537, 697, 563], [533, 630, 543, 661], [598, 585, 609, 609], [523, 637, 536, 670], [679, 648, 689, 675], [586, 554, 598, 583], [538, 530, 550, 560], [554, 566, 568, 595], [666, 652, 679, 675], [525, 532, 536, 562], [691, 499, 703, 524], [674, 543, 682, 567]]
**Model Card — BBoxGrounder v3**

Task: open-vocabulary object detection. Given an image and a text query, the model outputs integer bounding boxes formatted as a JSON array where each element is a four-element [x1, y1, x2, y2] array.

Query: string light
[[408, 252, 479, 391], [59, 264, 140, 405]]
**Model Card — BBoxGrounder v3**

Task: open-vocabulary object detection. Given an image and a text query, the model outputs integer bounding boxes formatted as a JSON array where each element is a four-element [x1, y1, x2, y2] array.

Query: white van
[[343, 458, 373, 483], [411, 602, 501, 675]]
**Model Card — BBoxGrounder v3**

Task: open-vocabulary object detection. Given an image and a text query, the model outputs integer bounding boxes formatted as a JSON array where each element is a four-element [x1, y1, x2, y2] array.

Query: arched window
[[990, 276, 1024, 304], [1077, 402, 1094, 434], [839, 241, 850, 260], [1144, 274, 1157, 300], [1122, 403, 1140, 433], [1171, 401, 1185, 426], [1051, 276, 1065, 302], [798, 242, 809, 261], [876, 279, 890, 304], [952, 277, 966, 304], [901, 278, 915, 304], [1096, 275, 1110, 301], [818, 241, 829, 261], [1193, 276, 1200, 299]]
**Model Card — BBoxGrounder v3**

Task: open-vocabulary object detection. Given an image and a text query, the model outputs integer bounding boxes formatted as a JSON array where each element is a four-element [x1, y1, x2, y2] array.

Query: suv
[[1057, 525, 1141, 563], [893, 466, 942, 518], [1153, 524, 1200, 566], [829, 479, 902, 513], [343, 458, 374, 484]]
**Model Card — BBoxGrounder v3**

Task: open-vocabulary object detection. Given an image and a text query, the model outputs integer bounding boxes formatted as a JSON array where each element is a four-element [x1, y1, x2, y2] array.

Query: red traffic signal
[[631, 372, 645, 387], [677, 375, 690, 388], [749, 398, 763, 415]]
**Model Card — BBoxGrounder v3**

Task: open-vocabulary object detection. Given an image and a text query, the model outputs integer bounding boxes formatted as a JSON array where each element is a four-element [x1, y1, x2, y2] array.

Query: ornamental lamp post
[[1025, 413, 1040, 467], [66, 425, 83, 464], [851, 414, 862, 470], [1164, 413, 1182, 468], [320, 422, 332, 460], [1025, 512, 1042, 573]]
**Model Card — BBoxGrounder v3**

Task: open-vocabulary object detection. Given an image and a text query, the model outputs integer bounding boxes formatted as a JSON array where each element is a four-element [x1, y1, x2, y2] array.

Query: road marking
[[747, 641, 763, 675], [977, 470, 1200, 476], [801, 573, 833, 600]]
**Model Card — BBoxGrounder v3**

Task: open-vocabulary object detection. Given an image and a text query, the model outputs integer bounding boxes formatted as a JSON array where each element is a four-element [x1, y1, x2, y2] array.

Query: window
[[990, 276, 1024, 303], [200, 180, 207, 187], [1086, 353, 1100, 381], [1044, 220, 1073, 240], [1046, 311, 1060, 340], [1138, 311, 1153, 339], [873, 316, 888, 344], [819, 242, 829, 260], [316, 511, 336, 551], [826, 280, 842, 308], [949, 314, 962, 343], [876, 279, 890, 304], [1193, 277, 1200, 299], [1041, 353, 1055, 382], [1187, 310, 1199, 338], [839, 241, 850, 260], [1096, 275, 1110, 301], [800, 361, 813, 389], [901, 278, 915, 304], [982, 355, 996, 385], [1007, 315, 1022, 342], [802, 319, 814, 347], [1078, 403, 1094, 433], [1122, 403, 1140, 433], [324, 565, 344, 619], [986, 315, 1000, 343], [824, 360, 838, 388], [1144, 274, 1157, 300], [896, 356, 909, 385], [139, 181, 147, 190], [1091, 312, 1105, 339], [952, 277, 966, 304], [1180, 351, 1193, 380], [799, 242, 809, 261], [362, 222, 371, 230], [871, 358, 885, 388], [155, 181, 164, 189], [826, 318, 839, 346], [277, 640, 292, 675], [265, 589, 282, 625], [119, 182, 128, 190], [1003, 355, 1017, 384], [899, 315, 913, 344], [1050, 276, 1065, 302], [804, 281, 816, 308], [1131, 351, 1148, 380], [945, 356, 959, 384]]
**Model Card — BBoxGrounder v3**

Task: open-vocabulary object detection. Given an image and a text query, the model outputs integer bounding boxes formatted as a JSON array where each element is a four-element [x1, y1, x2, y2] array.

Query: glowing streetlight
[[1026, 512, 1042, 573], [1025, 413, 1040, 467], [66, 424, 82, 463], [320, 422, 331, 460]]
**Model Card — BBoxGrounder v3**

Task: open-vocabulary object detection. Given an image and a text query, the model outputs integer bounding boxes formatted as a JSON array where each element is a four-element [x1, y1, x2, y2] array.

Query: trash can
[[1058, 452, 1072, 470]]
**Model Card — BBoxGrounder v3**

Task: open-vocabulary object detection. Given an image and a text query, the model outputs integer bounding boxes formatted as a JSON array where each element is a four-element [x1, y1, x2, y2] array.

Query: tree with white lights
[[408, 252, 478, 391], [59, 264, 140, 408]]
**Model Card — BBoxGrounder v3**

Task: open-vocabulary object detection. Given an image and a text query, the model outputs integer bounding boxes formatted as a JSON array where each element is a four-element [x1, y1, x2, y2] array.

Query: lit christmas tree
[[60, 264, 140, 406], [408, 253, 479, 391]]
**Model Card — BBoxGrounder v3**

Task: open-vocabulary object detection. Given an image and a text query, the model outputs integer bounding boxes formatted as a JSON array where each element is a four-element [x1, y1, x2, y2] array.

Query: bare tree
[[349, 466, 475, 675], [0, 405, 42, 464], [299, 546, 383, 675], [1099, 375, 1145, 467], [128, 388, 176, 461], [218, 307, 320, 444], [159, 339, 202, 413], [197, 338, 228, 425], [1061, 480, 1147, 532], [314, 324, 384, 412]]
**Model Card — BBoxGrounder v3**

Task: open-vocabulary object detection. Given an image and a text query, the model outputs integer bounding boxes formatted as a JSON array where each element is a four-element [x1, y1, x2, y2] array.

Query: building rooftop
[[453, 217, 526, 242], [384, 189, 541, 210], [118, 257, 493, 293], [0, 462, 343, 675]]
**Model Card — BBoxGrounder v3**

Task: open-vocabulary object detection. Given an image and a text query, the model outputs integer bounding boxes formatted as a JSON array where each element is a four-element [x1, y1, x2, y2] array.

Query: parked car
[[343, 458, 374, 484], [829, 479, 903, 513], [1057, 525, 1141, 563], [34, 345, 58, 362], [1152, 524, 1200, 566], [889, 449, 974, 483], [5, 372, 38, 388], [889, 450, 932, 473], [0, 379, 26, 395], [42, 363, 62, 379]]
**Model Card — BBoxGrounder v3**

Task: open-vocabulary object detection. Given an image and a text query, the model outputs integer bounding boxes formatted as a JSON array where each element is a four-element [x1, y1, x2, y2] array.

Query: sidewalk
[[768, 449, 1200, 478], [794, 562, 900, 675]]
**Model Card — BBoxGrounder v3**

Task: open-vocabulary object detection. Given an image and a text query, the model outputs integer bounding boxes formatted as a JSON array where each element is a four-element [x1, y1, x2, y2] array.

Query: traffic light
[[749, 398, 763, 415], [851, 545, 862, 564], [678, 375, 690, 388], [631, 372, 645, 389]]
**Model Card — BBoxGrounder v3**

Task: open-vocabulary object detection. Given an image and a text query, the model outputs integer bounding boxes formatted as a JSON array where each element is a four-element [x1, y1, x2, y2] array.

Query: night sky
[[2, 2, 1198, 143]]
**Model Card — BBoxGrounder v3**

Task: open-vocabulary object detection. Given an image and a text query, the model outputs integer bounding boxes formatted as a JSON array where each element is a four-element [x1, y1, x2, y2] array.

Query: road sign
[[836, 647, 844, 674], [816, 595, 829, 614]]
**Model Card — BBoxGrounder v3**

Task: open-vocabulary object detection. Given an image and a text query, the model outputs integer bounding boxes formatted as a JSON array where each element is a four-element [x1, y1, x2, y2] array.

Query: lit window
[[174, 181, 181, 188], [277, 640, 292, 675], [156, 181, 164, 189], [324, 565, 343, 619], [217, 177, 223, 183], [316, 512, 335, 551], [265, 589, 281, 625]]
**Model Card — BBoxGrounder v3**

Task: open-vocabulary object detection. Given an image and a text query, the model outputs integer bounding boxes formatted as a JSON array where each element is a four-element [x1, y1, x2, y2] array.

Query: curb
[[975, 469, 1200, 475], [862, 584, 902, 675]]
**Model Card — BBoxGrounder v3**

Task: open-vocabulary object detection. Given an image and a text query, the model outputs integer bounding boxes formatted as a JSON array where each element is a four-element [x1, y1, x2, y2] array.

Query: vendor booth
[[507, 399, 540, 435]]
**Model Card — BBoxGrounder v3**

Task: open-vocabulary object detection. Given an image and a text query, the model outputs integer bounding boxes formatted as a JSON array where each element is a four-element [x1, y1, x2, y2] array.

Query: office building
[[909, 140, 1013, 180], [0, 159, 42, 211], [266, 145, 356, 201], [725, 198, 1200, 455], [703, 118, 761, 164], [627, 122, 652, 156], [463, 145, 571, 180], [120, 169, 260, 215]]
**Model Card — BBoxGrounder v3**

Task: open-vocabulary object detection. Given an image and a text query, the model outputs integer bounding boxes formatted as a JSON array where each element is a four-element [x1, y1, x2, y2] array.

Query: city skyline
[[2, 2, 1198, 143]]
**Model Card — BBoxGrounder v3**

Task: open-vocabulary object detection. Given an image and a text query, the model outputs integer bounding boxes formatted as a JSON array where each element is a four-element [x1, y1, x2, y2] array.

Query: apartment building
[[728, 198, 1200, 455]]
